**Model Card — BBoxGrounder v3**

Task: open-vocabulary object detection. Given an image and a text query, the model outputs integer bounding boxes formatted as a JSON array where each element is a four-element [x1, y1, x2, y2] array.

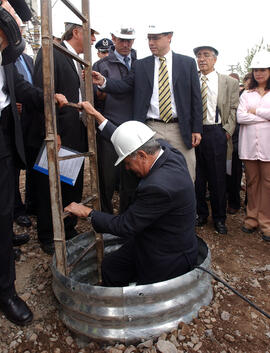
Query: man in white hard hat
[[193, 45, 239, 235], [65, 101, 198, 286], [93, 27, 137, 214], [92, 24, 203, 182]]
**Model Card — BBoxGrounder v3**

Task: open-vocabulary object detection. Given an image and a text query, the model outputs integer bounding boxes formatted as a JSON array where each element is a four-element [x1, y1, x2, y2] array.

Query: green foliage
[[228, 39, 270, 81]]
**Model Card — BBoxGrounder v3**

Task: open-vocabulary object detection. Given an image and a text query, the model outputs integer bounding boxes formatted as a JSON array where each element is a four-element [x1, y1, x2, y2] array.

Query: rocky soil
[[1, 175, 270, 353]]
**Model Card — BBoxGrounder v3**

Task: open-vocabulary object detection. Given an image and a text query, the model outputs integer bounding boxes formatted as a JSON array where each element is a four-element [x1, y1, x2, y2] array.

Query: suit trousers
[[146, 120, 196, 181], [244, 160, 270, 235], [102, 238, 198, 287], [195, 124, 227, 222], [0, 109, 16, 296]]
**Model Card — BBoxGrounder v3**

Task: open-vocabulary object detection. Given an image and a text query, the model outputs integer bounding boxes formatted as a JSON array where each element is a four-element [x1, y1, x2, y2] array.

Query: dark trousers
[[226, 149, 242, 210], [0, 108, 16, 296], [35, 160, 84, 244], [97, 133, 139, 214], [195, 124, 227, 222]]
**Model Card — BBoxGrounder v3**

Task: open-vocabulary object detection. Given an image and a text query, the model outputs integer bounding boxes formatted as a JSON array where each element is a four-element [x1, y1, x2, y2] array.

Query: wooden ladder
[[40, 0, 103, 279]]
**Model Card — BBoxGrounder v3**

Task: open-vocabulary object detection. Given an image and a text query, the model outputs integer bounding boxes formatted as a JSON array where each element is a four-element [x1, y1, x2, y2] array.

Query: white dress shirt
[[147, 50, 177, 120], [0, 66, 10, 115], [200, 70, 221, 125], [64, 40, 82, 103]]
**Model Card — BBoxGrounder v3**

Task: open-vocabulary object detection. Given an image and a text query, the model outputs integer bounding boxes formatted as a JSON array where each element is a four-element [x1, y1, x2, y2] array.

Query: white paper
[[34, 144, 85, 186]]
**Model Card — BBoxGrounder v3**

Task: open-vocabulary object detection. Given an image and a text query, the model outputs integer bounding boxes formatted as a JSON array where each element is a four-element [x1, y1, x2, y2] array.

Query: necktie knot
[[123, 56, 130, 70], [159, 57, 166, 64], [201, 75, 207, 83]]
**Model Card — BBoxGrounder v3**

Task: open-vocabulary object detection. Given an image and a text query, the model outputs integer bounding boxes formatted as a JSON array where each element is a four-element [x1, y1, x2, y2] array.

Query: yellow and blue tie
[[159, 57, 173, 123]]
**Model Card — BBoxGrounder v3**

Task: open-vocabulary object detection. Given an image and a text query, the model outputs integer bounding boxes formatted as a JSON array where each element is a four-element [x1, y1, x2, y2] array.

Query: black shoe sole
[[241, 225, 257, 234], [3, 312, 33, 326]]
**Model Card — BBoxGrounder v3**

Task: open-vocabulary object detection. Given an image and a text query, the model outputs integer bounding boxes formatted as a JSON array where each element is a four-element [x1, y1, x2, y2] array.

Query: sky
[[49, 0, 270, 75]]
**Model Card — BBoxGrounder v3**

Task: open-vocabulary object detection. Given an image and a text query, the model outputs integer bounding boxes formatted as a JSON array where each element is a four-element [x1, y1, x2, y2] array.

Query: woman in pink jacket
[[237, 51, 270, 242]]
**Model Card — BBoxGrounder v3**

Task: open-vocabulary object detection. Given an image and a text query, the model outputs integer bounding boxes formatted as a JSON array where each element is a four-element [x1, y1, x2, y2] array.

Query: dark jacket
[[0, 63, 43, 166], [103, 52, 203, 149], [92, 121, 198, 284], [33, 42, 87, 152], [93, 49, 137, 126]]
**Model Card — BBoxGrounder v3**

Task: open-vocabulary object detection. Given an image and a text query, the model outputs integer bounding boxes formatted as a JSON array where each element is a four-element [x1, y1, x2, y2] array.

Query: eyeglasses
[[196, 52, 215, 59], [147, 34, 166, 41]]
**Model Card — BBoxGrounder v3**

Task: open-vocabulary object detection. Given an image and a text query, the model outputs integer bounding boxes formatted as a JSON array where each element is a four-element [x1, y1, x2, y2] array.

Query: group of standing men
[[0, 0, 239, 326], [92, 25, 239, 235]]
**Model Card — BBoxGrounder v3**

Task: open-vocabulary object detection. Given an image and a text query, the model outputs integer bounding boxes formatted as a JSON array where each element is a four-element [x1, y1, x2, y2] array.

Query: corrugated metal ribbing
[[52, 232, 212, 344]]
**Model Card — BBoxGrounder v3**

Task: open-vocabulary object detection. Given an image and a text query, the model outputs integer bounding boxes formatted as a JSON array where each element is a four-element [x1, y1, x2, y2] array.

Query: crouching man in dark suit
[[65, 102, 198, 286]]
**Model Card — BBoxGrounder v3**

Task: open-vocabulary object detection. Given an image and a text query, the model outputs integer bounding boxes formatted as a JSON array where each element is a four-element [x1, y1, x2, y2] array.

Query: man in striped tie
[[193, 45, 239, 234], [92, 25, 203, 182]]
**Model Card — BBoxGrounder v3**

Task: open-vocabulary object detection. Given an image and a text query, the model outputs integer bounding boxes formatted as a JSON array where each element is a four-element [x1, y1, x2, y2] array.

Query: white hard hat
[[193, 45, 219, 56], [111, 27, 136, 40], [111, 121, 156, 166], [147, 25, 174, 35], [249, 51, 270, 69]]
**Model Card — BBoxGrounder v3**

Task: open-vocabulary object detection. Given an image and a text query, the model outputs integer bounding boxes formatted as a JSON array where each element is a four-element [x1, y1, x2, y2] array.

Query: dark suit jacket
[[92, 121, 198, 284], [33, 42, 87, 152], [0, 63, 43, 166], [15, 53, 35, 147], [103, 52, 203, 149]]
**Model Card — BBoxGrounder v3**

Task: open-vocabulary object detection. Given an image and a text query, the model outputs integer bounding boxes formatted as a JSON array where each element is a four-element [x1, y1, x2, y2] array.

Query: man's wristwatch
[[87, 210, 94, 223]]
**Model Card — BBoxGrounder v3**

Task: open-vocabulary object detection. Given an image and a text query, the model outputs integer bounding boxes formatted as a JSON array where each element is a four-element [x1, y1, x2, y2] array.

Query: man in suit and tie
[[65, 101, 198, 286], [193, 45, 239, 234], [92, 25, 203, 181], [0, 0, 66, 325], [33, 22, 99, 254], [93, 27, 137, 214]]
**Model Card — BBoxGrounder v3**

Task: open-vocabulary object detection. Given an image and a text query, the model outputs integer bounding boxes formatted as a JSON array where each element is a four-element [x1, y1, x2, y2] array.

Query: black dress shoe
[[0, 294, 33, 326], [13, 233, 30, 247], [214, 221, 227, 234], [241, 225, 257, 234], [195, 216, 208, 227], [13, 248, 22, 261], [262, 233, 270, 242], [40, 242, 55, 255], [15, 215, 32, 228]]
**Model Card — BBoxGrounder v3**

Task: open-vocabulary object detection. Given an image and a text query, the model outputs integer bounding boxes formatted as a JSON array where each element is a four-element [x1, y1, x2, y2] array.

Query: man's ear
[[137, 150, 147, 160]]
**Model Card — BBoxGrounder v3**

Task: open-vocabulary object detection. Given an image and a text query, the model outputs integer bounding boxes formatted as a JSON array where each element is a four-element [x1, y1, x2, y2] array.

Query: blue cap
[[95, 38, 113, 52]]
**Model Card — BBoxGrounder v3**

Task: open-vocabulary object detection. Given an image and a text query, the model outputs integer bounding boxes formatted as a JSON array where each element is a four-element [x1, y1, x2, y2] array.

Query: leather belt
[[146, 118, 178, 124]]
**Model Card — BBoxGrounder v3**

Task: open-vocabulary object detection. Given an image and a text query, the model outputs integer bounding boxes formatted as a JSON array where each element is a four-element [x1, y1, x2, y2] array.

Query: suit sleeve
[[222, 79, 239, 135], [190, 59, 203, 133], [13, 65, 44, 111], [92, 184, 172, 238], [103, 67, 135, 94]]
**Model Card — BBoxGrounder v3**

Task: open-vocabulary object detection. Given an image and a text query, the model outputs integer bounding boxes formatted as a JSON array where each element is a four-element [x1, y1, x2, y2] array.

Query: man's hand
[[92, 71, 105, 86], [55, 93, 68, 108], [79, 101, 106, 125], [64, 202, 92, 218], [192, 133, 202, 147]]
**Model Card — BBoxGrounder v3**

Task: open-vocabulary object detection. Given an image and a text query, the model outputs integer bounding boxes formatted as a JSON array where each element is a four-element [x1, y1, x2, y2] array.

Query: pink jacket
[[237, 90, 270, 161]]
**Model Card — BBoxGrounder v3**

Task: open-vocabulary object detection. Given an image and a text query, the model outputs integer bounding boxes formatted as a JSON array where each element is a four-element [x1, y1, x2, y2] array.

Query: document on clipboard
[[33, 143, 85, 186]]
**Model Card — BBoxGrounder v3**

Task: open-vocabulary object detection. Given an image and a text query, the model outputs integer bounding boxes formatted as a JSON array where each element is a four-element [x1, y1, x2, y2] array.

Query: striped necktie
[[201, 75, 208, 121], [159, 57, 173, 123]]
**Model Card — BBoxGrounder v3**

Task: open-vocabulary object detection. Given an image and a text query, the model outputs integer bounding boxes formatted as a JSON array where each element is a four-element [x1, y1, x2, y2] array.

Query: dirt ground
[[0, 173, 270, 353]]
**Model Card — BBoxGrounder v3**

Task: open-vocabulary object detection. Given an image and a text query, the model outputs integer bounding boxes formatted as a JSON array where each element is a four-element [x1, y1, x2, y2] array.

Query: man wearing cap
[[65, 101, 198, 286], [33, 22, 98, 254], [193, 45, 239, 234], [93, 27, 137, 213], [0, 0, 66, 325], [95, 38, 113, 59], [92, 25, 203, 181]]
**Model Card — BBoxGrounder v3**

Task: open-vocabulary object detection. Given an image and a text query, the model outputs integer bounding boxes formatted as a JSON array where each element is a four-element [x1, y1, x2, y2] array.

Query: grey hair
[[130, 137, 161, 158]]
